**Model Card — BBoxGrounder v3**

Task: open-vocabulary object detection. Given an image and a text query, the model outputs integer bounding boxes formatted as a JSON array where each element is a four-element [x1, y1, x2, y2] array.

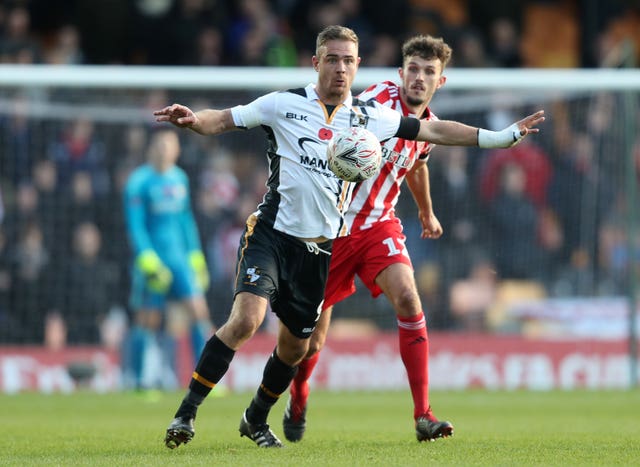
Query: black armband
[[395, 116, 421, 140]]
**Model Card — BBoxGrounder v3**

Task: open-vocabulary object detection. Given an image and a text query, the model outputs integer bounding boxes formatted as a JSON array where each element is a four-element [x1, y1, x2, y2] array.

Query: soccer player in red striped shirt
[[283, 34, 455, 443]]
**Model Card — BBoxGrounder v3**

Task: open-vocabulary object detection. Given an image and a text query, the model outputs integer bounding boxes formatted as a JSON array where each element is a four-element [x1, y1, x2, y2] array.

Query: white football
[[326, 126, 382, 182]]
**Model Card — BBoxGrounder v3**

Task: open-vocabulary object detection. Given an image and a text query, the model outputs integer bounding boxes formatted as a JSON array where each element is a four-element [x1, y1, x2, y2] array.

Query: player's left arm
[[414, 110, 545, 148], [405, 159, 443, 240]]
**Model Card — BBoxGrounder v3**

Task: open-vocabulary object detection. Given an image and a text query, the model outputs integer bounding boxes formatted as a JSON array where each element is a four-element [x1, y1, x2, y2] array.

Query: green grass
[[1, 389, 639, 466]]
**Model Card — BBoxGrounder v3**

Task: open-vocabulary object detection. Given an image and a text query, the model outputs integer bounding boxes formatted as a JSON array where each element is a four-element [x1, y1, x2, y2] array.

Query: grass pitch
[[1, 389, 639, 466]]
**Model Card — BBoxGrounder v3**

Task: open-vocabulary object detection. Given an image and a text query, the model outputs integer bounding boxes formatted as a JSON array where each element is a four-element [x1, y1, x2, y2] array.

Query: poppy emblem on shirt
[[318, 128, 333, 140]]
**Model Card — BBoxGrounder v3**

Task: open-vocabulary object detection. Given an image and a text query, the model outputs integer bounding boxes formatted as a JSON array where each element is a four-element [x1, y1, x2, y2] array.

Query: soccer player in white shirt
[[156, 26, 544, 449], [283, 34, 459, 444]]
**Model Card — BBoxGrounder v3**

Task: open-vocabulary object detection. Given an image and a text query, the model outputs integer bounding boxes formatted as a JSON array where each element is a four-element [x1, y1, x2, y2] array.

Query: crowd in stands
[[0, 0, 639, 346], [0, 0, 638, 67]]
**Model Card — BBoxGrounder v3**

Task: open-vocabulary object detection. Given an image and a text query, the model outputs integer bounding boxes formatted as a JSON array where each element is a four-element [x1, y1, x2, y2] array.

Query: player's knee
[[223, 316, 260, 344], [292, 346, 310, 364], [276, 339, 310, 365], [306, 322, 329, 357], [306, 337, 325, 357], [391, 287, 421, 315]]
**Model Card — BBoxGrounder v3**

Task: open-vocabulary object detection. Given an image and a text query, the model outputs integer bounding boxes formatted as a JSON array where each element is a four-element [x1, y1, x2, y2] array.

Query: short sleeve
[[231, 91, 278, 129]]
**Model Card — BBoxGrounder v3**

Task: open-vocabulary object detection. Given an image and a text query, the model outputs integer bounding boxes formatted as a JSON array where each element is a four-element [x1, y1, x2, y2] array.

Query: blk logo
[[286, 112, 308, 121]]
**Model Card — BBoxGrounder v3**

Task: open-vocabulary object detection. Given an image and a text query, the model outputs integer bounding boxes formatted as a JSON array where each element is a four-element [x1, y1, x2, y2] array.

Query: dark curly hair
[[402, 35, 452, 69]]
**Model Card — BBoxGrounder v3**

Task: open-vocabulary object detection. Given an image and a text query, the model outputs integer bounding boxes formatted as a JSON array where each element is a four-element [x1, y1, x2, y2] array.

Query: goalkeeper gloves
[[189, 250, 210, 292], [136, 250, 173, 293]]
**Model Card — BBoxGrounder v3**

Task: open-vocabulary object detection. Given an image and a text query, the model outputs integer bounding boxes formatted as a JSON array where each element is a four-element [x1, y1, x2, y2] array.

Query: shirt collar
[[306, 83, 353, 106]]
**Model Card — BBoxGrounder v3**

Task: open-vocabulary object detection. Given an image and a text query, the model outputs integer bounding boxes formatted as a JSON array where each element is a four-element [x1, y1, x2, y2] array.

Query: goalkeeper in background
[[123, 128, 213, 390]]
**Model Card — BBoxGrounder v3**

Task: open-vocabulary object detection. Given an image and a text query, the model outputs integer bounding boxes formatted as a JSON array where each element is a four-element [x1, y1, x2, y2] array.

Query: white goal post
[[0, 65, 639, 91]]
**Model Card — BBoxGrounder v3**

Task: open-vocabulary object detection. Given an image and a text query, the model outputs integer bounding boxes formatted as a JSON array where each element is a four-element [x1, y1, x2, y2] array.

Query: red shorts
[[323, 218, 413, 310]]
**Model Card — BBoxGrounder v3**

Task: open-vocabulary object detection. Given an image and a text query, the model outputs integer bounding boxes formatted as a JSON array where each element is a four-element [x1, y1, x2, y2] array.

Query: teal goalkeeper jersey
[[124, 163, 201, 264]]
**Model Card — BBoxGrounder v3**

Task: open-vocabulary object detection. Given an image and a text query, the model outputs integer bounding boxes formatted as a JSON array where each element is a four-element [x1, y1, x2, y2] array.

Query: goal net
[[0, 65, 638, 345]]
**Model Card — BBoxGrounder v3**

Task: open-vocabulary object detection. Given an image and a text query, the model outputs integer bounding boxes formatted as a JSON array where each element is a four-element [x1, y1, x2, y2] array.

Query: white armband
[[478, 123, 524, 148]]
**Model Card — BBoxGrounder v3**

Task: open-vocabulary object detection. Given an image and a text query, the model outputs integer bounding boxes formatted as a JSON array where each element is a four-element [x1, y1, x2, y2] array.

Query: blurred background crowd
[[0, 0, 639, 349], [0, 0, 638, 67]]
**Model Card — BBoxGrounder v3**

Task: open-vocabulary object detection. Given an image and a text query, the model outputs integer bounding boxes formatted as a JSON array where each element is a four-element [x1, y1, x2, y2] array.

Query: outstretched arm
[[416, 110, 545, 148], [154, 104, 237, 136]]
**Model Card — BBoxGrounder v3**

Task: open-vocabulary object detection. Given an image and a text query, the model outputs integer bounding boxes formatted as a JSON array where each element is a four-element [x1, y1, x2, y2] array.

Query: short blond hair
[[316, 25, 359, 55]]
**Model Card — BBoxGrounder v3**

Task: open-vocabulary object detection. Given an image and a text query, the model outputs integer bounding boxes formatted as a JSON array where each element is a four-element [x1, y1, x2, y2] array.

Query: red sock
[[289, 352, 320, 417], [397, 312, 431, 421]]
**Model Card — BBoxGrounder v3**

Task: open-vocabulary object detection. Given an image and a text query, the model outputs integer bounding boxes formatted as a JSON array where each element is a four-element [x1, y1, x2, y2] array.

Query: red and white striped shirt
[[344, 81, 437, 232]]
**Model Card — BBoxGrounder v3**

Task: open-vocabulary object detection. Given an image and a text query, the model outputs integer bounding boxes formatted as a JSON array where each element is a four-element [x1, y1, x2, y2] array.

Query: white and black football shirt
[[231, 83, 418, 240]]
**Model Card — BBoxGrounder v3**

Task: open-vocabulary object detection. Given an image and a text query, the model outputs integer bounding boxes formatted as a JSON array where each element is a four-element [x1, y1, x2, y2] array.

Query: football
[[326, 126, 382, 182]]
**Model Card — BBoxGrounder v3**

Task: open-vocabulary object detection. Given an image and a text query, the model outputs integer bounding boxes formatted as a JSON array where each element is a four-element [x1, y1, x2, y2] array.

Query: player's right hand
[[419, 210, 443, 239], [136, 250, 173, 293], [154, 103, 197, 128]]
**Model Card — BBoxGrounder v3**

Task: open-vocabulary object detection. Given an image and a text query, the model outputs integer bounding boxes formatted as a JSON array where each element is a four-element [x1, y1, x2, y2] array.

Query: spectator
[[118, 124, 149, 168], [8, 221, 51, 343], [288, 1, 347, 64], [0, 93, 36, 183], [47, 118, 110, 197], [488, 162, 547, 280], [449, 255, 498, 330], [32, 159, 63, 248], [48, 221, 118, 345], [44, 24, 84, 65], [366, 34, 401, 67], [52, 171, 110, 261], [362, 0, 410, 38], [3, 182, 40, 246], [226, 0, 296, 66], [597, 201, 634, 296], [66, 171, 100, 225], [550, 247, 598, 297], [194, 26, 224, 66], [547, 130, 587, 262], [337, 0, 375, 60], [479, 132, 553, 208], [450, 29, 493, 68], [488, 17, 522, 67], [129, 0, 229, 65], [0, 6, 41, 63], [547, 131, 613, 265], [32, 159, 60, 212], [173, 0, 227, 65]]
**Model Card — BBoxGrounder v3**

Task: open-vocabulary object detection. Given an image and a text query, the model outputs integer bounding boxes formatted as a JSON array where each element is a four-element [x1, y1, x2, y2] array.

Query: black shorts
[[234, 214, 333, 338]]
